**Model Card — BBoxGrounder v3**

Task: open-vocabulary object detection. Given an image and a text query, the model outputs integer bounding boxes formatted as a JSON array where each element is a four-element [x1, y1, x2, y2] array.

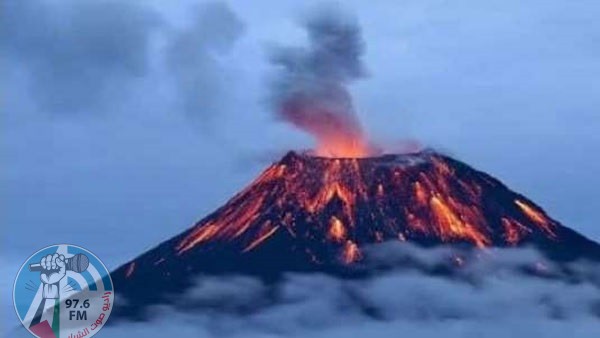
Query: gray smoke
[[275, 5, 365, 82], [269, 4, 370, 156], [166, 2, 245, 125], [1, 0, 160, 114]]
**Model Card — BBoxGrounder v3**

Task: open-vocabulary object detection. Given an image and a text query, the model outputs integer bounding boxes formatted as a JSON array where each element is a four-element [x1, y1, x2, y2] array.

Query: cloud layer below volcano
[[103, 245, 600, 337]]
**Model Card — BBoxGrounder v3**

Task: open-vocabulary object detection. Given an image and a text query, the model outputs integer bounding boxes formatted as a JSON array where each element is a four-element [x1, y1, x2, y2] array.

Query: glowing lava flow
[[174, 151, 559, 264], [328, 216, 347, 242]]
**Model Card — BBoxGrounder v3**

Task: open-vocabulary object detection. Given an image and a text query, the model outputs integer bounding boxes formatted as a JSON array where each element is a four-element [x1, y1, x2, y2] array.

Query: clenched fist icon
[[39, 253, 66, 299]]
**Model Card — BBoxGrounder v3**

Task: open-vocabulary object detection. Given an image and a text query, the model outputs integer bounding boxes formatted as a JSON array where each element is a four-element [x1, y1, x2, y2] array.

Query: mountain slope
[[111, 151, 600, 316]]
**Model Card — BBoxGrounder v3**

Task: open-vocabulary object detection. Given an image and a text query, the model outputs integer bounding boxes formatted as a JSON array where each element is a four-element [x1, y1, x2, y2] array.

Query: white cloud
[[100, 244, 600, 337]]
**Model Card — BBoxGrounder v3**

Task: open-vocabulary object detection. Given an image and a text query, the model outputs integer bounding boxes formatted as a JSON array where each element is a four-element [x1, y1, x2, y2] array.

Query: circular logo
[[13, 244, 114, 338]]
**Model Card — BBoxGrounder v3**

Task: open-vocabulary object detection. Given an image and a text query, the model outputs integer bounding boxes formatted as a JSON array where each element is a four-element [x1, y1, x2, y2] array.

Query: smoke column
[[269, 5, 372, 157]]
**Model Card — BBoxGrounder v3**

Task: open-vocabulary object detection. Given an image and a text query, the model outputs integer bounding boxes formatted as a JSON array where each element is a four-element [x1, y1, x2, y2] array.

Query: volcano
[[111, 150, 600, 315]]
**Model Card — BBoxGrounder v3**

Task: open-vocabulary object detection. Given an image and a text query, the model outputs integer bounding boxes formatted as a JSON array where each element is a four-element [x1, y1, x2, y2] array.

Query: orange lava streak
[[257, 164, 287, 182], [328, 216, 347, 241], [308, 182, 354, 211], [176, 194, 268, 254], [515, 199, 556, 237], [501, 217, 530, 245], [342, 240, 362, 263], [177, 224, 220, 254], [429, 196, 489, 247], [304, 160, 361, 224], [413, 181, 429, 205], [243, 226, 280, 253], [229, 164, 286, 203]]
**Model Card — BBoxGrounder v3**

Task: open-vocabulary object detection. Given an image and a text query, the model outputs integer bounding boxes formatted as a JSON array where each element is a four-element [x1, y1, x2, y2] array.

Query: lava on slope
[[174, 151, 558, 258], [111, 150, 600, 315]]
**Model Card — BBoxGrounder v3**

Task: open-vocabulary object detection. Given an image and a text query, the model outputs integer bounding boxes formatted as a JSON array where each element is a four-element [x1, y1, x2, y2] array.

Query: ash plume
[[269, 5, 371, 157]]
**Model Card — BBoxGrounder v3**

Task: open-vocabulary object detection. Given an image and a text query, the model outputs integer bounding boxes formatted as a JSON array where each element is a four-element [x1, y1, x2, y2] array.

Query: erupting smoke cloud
[[269, 4, 372, 158]]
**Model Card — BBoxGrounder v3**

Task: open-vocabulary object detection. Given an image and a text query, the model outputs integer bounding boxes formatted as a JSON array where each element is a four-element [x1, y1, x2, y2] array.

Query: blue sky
[[2, 0, 600, 271]]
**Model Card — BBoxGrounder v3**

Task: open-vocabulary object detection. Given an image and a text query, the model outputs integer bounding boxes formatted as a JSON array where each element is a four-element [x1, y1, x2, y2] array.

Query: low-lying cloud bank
[[6, 243, 600, 337], [100, 244, 600, 337]]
